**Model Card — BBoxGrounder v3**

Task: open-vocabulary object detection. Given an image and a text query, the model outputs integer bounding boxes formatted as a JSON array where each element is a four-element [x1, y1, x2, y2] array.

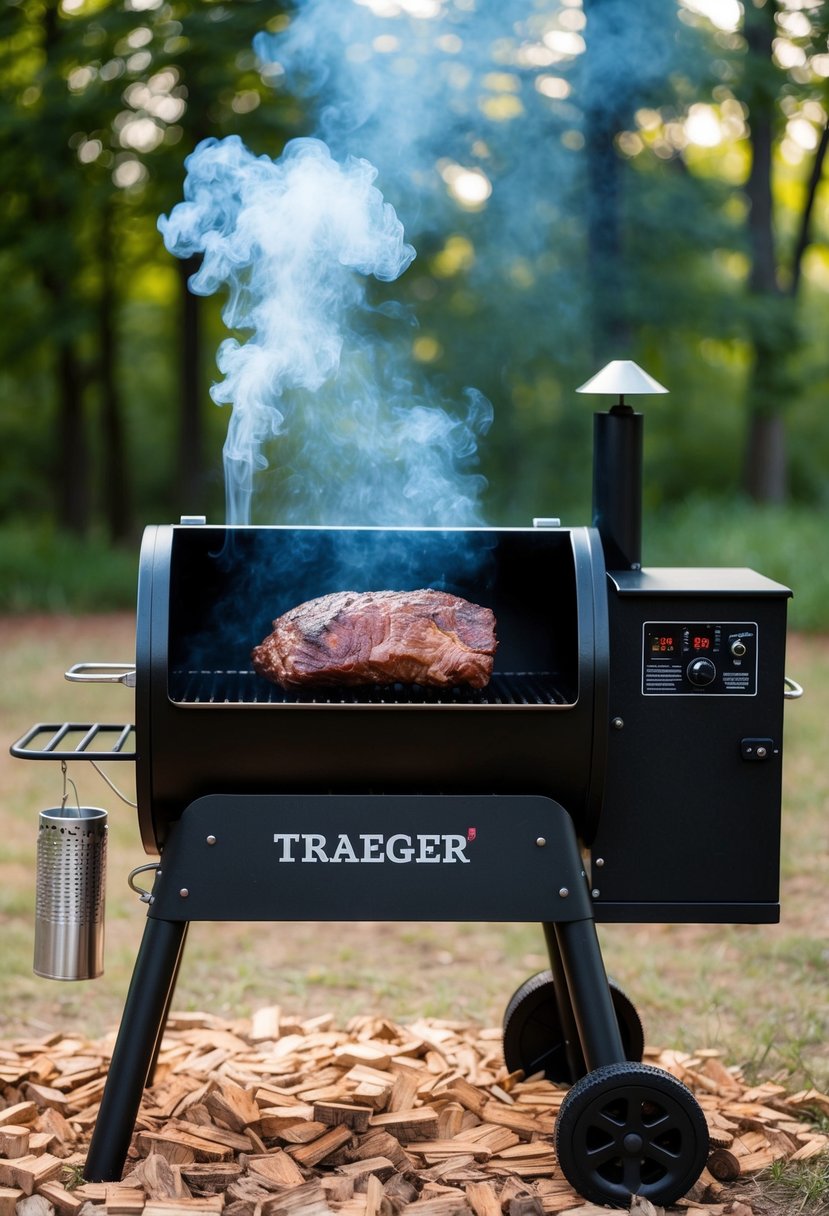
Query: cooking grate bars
[[169, 669, 571, 707]]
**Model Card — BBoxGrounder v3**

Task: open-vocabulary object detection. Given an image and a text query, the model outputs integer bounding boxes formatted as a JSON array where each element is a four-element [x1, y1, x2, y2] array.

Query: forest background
[[0, 0, 828, 629]]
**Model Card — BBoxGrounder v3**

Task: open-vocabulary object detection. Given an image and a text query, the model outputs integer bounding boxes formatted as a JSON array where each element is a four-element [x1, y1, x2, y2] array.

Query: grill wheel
[[554, 1061, 709, 1208], [502, 970, 644, 1084]]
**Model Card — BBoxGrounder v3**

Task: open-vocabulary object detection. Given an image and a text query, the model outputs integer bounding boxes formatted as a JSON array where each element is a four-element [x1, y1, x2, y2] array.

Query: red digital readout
[[651, 636, 676, 653], [692, 636, 711, 650]]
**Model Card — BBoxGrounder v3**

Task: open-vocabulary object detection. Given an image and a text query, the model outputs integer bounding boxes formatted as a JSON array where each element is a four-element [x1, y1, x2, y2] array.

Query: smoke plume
[[161, 0, 676, 527], [159, 130, 492, 527]]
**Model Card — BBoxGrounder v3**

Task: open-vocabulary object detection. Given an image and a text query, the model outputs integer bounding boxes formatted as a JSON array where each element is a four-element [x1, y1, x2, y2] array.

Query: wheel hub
[[623, 1132, 644, 1154]]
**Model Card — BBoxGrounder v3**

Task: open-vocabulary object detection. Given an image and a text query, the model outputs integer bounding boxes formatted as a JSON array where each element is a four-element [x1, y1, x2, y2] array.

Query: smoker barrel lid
[[576, 359, 668, 397]]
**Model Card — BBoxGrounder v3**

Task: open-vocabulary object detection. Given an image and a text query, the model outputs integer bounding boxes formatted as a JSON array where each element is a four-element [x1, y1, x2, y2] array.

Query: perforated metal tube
[[34, 807, 107, 980]]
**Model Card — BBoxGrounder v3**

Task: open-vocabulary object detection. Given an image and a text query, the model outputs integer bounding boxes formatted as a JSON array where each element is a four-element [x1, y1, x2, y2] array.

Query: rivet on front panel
[[179, 888, 189, 899], [536, 837, 547, 848], [592, 889, 601, 898], [595, 857, 605, 868], [206, 835, 217, 846], [612, 717, 624, 730], [559, 887, 569, 898]]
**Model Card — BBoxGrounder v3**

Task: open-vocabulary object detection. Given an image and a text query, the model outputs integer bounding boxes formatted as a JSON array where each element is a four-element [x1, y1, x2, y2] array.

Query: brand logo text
[[272, 832, 472, 864]]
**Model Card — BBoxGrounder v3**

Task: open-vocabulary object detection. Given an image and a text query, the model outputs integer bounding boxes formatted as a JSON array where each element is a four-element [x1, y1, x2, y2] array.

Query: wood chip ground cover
[[1, 1009, 827, 1216]]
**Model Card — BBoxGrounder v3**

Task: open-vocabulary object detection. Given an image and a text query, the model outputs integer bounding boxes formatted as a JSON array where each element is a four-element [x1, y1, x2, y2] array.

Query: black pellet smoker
[[12, 360, 802, 1208]]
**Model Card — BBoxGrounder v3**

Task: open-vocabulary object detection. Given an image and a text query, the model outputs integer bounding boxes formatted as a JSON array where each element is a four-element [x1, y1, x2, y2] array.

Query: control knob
[[687, 657, 717, 687]]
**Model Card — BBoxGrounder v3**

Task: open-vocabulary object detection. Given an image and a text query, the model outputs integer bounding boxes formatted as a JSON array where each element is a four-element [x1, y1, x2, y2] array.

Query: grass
[[1, 497, 828, 629], [0, 524, 138, 612], [755, 1157, 829, 1215], [0, 615, 826, 1100], [645, 496, 829, 634]]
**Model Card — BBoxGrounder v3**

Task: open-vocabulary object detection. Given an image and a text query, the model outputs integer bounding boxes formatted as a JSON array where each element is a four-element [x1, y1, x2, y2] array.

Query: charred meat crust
[[251, 589, 497, 689]]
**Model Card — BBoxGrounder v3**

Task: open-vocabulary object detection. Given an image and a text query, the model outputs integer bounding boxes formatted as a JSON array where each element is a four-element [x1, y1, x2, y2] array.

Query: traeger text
[[272, 832, 471, 864]]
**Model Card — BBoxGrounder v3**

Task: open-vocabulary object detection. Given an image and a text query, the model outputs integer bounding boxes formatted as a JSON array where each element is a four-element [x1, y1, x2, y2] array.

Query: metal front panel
[[148, 794, 592, 923], [641, 620, 758, 696], [591, 573, 789, 923]]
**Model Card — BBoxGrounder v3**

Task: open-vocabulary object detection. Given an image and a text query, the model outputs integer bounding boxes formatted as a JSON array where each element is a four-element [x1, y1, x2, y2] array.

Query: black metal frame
[[84, 793, 624, 1181]]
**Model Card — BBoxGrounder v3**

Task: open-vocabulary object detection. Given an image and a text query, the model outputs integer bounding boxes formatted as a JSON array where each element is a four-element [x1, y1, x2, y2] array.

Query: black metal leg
[[542, 922, 586, 1081], [145, 921, 189, 1088], [553, 917, 625, 1072], [85, 916, 188, 1181]]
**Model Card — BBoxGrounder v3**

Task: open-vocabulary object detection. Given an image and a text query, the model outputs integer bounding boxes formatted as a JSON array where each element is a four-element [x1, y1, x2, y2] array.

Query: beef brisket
[[251, 589, 497, 689]]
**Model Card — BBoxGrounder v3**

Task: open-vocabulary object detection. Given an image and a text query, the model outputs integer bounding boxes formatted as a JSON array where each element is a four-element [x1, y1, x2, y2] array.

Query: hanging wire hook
[[90, 761, 137, 808], [62, 757, 136, 812], [60, 759, 81, 817]]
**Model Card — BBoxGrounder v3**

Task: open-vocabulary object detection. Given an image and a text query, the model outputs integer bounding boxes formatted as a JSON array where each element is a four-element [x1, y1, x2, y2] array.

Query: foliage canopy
[[0, 0, 828, 544]]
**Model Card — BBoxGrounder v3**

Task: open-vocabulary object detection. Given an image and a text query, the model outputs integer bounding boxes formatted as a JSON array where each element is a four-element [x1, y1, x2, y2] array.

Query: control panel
[[642, 621, 758, 696]]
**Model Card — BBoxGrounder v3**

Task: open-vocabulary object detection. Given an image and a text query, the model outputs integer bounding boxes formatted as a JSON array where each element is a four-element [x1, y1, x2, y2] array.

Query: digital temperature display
[[643, 620, 758, 696], [650, 634, 677, 654]]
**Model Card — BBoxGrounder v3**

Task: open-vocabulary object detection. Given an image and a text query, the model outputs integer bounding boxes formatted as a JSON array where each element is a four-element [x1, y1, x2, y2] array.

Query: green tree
[[0, 0, 296, 537], [739, 0, 829, 502], [606, 0, 829, 504]]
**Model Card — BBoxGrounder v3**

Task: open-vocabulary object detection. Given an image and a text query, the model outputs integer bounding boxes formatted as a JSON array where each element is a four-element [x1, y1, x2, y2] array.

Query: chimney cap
[[576, 359, 668, 397]]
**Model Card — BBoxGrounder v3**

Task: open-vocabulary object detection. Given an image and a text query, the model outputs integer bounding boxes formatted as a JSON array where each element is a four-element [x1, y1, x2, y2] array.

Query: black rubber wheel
[[502, 970, 644, 1083], [554, 1061, 710, 1208]]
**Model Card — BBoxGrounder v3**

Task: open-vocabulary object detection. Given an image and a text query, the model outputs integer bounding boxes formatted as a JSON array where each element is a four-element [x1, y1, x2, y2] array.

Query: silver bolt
[[206, 835, 217, 845], [536, 836, 547, 848], [179, 888, 189, 899], [612, 717, 624, 730], [756, 746, 768, 758], [595, 857, 605, 868], [592, 889, 601, 898], [559, 887, 569, 898]]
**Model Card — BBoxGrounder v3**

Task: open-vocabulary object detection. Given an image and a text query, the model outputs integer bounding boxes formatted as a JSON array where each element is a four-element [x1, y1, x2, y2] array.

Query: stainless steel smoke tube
[[34, 806, 108, 981]]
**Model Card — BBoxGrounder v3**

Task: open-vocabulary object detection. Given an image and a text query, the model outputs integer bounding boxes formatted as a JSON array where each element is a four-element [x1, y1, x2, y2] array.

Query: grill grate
[[170, 669, 571, 707]]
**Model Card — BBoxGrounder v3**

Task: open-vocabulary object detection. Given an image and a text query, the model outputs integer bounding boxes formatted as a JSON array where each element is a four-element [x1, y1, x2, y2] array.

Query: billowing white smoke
[[159, 135, 492, 527]]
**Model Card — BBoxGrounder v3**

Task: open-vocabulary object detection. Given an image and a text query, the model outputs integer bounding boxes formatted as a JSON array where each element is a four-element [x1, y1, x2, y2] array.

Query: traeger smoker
[[12, 362, 798, 1209]]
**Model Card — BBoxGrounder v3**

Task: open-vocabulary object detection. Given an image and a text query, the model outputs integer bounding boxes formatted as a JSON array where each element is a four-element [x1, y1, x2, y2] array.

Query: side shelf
[[10, 723, 136, 761]]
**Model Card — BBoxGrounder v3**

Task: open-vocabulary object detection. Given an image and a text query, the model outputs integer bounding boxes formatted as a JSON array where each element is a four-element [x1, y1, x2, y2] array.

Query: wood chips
[[0, 1008, 827, 1216]]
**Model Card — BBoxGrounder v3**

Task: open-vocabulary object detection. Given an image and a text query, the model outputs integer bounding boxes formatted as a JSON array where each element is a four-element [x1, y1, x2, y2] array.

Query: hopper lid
[[576, 359, 668, 397]]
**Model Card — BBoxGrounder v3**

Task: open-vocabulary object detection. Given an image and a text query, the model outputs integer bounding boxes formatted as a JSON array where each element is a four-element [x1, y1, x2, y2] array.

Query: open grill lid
[[129, 523, 609, 851], [158, 523, 590, 709]]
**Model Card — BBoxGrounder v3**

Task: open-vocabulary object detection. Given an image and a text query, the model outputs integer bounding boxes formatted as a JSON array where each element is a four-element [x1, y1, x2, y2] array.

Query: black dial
[[687, 657, 716, 687]]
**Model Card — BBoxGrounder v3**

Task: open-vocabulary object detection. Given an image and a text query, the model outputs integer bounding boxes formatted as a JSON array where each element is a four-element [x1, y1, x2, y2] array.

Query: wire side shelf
[[11, 723, 136, 761]]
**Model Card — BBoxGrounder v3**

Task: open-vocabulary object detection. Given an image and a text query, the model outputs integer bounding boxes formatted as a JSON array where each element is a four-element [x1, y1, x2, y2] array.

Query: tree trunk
[[55, 337, 90, 533], [177, 255, 204, 516], [99, 200, 131, 541], [741, 0, 787, 504], [39, 0, 90, 534], [744, 410, 786, 502]]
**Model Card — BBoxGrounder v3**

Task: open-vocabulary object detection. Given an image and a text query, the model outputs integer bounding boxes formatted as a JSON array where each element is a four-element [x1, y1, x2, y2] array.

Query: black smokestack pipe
[[576, 360, 668, 572], [592, 404, 643, 571]]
